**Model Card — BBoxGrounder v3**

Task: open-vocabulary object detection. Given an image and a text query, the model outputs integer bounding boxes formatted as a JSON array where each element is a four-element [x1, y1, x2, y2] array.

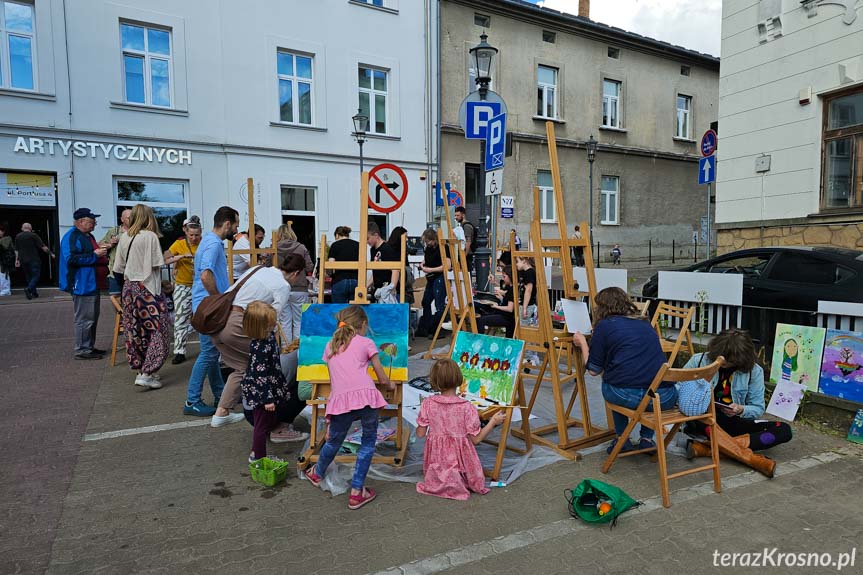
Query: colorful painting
[[847, 409, 863, 445], [818, 329, 863, 404], [297, 303, 409, 382], [451, 332, 525, 406], [766, 379, 806, 422], [769, 323, 826, 392]]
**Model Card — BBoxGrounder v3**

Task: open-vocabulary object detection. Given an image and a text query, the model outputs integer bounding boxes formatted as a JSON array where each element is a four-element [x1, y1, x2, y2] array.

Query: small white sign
[[485, 168, 503, 196], [766, 379, 806, 422], [561, 299, 592, 335], [658, 271, 743, 307], [500, 195, 514, 219], [573, 267, 628, 292]]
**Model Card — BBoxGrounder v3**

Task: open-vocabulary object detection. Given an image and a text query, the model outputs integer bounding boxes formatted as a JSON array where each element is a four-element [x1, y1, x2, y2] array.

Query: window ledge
[[672, 137, 696, 144], [109, 101, 189, 116], [348, 0, 398, 15], [533, 115, 565, 124], [0, 88, 56, 101], [540, 220, 557, 224], [600, 222, 621, 226], [270, 121, 327, 132], [599, 125, 627, 133], [364, 133, 401, 141]]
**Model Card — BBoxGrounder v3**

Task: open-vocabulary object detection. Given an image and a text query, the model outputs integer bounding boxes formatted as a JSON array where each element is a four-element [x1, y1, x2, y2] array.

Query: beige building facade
[[440, 0, 720, 261]]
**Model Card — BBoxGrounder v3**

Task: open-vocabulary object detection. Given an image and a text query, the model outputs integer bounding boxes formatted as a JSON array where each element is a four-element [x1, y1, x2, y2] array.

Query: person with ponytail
[[304, 305, 394, 509]]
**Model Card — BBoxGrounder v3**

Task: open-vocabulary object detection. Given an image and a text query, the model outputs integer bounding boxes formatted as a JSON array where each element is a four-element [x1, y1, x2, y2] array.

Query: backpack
[[462, 221, 477, 254]]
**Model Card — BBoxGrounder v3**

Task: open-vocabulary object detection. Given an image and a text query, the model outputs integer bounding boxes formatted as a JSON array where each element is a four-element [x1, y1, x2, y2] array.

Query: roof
[[453, 0, 720, 67]]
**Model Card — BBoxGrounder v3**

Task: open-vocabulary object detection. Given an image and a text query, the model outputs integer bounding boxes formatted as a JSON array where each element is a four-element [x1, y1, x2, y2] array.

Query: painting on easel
[[451, 332, 525, 406], [297, 303, 410, 382]]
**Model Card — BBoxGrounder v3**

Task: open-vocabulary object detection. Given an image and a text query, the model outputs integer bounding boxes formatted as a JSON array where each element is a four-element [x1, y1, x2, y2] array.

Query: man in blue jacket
[[59, 208, 109, 359]]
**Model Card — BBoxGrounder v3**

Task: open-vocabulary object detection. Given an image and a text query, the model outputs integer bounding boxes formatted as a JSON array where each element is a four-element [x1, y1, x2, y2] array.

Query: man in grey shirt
[[15, 223, 54, 299]]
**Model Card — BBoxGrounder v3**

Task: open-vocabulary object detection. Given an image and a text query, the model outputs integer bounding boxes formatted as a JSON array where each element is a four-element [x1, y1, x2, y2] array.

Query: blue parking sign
[[484, 112, 506, 172], [465, 101, 502, 140]]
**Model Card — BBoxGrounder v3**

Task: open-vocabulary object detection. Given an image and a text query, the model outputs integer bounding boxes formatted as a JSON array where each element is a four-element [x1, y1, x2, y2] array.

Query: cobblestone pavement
[[1, 298, 862, 575]]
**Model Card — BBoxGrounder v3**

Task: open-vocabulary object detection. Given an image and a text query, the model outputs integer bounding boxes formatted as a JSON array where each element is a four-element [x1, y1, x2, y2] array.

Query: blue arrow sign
[[484, 112, 506, 172], [698, 155, 716, 185], [465, 101, 502, 140]]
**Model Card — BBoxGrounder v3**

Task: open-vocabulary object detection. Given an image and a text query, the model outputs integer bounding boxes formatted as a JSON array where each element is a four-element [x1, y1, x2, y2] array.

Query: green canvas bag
[[565, 479, 640, 527]]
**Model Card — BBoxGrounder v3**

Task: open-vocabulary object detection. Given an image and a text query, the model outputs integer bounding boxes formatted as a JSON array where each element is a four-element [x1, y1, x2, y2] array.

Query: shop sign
[[12, 136, 192, 165]]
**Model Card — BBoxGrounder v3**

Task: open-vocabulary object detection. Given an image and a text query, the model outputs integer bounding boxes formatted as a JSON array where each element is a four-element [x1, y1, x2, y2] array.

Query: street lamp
[[586, 134, 598, 238], [469, 32, 498, 100], [352, 108, 369, 173]]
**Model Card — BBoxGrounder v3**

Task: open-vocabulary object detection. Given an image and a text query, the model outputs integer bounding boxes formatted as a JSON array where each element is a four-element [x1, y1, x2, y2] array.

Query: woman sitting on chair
[[475, 266, 516, 338], [571, 287, 676, 455], [683, 329, 791, 478]]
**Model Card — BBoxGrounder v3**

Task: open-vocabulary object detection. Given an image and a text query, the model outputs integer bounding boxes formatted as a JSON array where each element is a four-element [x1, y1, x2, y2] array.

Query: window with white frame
[[600, 175, 619, 225], [536, 65, 558, 119], [676, 94, 692, 139], [277, 50, 313, 125], [359, 65, 388, 134], [0, 1, 36, 90], [116, 178, 187, 248], [121, 22, 173, 107], [537, 170, 556, 223], [602, 79, 621, 128]]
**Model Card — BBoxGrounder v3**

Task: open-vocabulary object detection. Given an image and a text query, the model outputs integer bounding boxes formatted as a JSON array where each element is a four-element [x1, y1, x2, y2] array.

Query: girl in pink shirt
[[416, 358, 505, 500], [304, 305, 393, 509]]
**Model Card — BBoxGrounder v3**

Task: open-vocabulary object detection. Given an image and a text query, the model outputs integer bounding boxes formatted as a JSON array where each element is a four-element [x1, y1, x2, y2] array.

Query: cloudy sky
[[531, 0, 722, 56]]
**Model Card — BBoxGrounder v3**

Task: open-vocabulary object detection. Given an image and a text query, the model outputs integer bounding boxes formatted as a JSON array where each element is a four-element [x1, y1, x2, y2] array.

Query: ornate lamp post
[[352, 108, 369, 173]]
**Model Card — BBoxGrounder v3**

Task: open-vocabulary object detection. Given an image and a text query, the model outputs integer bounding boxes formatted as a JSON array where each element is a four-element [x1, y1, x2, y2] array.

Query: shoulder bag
[[192, 265, 264, 335]]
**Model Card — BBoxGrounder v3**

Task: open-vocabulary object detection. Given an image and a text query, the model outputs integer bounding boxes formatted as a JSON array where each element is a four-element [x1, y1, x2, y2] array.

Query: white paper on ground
[[561, 299, 592, 334], [765, 379, 806, 421]]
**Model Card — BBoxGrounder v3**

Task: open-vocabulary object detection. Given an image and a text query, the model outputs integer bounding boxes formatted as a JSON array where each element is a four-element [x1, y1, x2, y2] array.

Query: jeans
[[72, 293, 100, 354], [602, 383, 678, 440], [283, 290, 308, 342], [419, 274, 446, 334], [331, 279, 358, 303], [23, 260, 41, 294], [186, 333, 225, 404], [316, 406, 379, 490]]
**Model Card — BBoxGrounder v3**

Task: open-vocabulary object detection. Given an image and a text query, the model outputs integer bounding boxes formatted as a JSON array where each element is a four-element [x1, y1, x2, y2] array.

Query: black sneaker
[[91, 348, 107, 355], [25, 289, 32, 300], [75, 351, 104, 360], [32, 290, 39, 298], [171, 353, 186, 365]]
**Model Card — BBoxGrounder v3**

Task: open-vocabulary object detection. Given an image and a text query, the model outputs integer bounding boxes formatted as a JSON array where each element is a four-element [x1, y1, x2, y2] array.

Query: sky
[[531, 0, 722, 56]]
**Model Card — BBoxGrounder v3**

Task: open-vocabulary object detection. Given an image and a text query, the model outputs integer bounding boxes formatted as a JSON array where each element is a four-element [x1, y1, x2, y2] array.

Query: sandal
[[348, 487, 377, 510], [304, 467, 323, 487]]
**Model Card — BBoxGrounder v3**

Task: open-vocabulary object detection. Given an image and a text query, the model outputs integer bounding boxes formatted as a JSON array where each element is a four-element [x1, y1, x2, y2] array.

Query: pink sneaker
[[304, 467, 323, 487], [348, 487, 377, 510]]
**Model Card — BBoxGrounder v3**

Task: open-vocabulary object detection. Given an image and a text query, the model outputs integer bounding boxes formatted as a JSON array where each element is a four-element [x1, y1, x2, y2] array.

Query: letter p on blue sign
[[466, 101, 502, 140], [484, 112, 506, 171]]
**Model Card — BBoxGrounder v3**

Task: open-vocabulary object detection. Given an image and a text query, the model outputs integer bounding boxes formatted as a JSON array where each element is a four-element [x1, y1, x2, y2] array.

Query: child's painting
[[818, 329, 863, 403], [765, 379, 806, 422], [297, 304, 409, 382], [847, 409, 863, 445], [451, 332, 525, 406], [769, 323, 826, 392]]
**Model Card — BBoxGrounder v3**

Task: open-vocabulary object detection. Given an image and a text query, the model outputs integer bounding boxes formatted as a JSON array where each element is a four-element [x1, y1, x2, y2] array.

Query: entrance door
[[280, 214, 317, 266], [3, 207, 58, 287], [280, 185, 317, 264]]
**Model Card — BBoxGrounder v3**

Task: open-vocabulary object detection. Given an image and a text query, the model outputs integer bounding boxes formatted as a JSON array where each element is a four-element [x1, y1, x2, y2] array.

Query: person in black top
[[415, 228, 449, 338], [328, 226, 360, 303], [515, 256, 537, 322], [367, 222, 400, 297], [475, 265, 516, 338]]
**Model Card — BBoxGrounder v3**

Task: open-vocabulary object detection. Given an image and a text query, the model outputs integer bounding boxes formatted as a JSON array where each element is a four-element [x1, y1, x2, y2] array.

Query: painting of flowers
[[451, 332, 525, 405]]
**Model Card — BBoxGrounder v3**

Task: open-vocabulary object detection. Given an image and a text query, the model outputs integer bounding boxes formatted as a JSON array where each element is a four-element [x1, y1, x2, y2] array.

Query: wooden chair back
[[650, 301, 695, 364]]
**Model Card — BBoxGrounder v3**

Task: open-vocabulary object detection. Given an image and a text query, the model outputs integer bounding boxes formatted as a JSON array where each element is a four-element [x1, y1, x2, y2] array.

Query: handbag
[[565, 479, 639, 527], [677, 378, 713, 416], [191, 266, 264, 335]]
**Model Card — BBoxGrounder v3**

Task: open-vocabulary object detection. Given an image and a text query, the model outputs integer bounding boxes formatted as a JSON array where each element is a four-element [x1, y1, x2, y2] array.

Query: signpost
[[700, 129, 717, 157], [501, 195, 514, 219], [698, 128, 718, 260], [485, 168, 503, 196], [368, 163, 408, 214], [484, 112, 506, 171]]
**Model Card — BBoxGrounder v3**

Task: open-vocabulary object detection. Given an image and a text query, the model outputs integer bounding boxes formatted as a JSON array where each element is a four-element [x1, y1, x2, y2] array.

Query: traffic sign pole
[[706, 182, 711, 260]]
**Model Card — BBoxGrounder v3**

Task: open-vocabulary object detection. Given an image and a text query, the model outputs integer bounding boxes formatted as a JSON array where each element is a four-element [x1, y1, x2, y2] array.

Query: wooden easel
[[297, 170, 410, 470], [226, 177, 277, 283], [509, 122, 615, 459]]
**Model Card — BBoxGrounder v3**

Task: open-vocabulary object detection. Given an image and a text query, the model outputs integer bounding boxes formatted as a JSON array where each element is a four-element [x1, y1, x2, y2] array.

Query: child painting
[[416, 358, 505, 500], [781, 338, 799, 382]]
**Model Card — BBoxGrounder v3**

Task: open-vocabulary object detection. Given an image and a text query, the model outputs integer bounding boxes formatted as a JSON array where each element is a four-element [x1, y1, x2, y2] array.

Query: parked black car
[[641, 247, 863, 311]]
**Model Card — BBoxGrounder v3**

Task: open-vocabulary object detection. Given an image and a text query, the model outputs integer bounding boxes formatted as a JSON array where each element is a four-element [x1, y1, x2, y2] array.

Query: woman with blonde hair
[[113, 204, 171, 389], [275, 222, 314, 341]]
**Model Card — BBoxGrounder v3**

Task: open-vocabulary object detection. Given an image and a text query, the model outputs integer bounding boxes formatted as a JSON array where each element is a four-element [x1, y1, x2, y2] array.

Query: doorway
[[281, 214, 317, 265], [368, 214, 387, 240], [2, 206, 58, 287]]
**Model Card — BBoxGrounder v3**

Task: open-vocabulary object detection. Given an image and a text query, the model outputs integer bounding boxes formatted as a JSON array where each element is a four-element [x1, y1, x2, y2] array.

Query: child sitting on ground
[[416, 358, 506, 500], [304, 305, 394, 509], [241, 301, 291, 463]]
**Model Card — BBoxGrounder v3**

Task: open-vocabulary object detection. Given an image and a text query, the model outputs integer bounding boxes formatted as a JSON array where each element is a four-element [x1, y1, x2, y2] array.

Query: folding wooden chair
[[601, 357, 724, 508], [650, 302, 695, 365], [110, 295, 125, 367], [633, 300, 651, 317]]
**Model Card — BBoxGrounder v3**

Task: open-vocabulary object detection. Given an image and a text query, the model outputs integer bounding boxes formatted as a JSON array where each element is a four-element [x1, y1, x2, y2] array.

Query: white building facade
[[716, 0, 863, 252], [0, 0, 438, 286]]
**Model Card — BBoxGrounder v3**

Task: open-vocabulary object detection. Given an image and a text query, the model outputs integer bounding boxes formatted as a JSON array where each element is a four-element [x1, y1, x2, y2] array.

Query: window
[[281, 185, 317, 261], [607, 46, 620, 59], [121, 22, 172, 107], [277, 50, 313, 125], [822, 88, 863, 210], [676, 94, 692, 139], [116, 178, 187, 249], [358, 65, 388, 134], [600, 176, 619, 225], [602, 79, 621, 128], [680, 65, 691, 76], [542, 30, 556, 43], [704, 254, 773, 276], [281, 185, 315, 212], [537, 170, 556, 223], [474, 13, 490, 27], [0, 1, 35, 90], [536, 65, 558, 119], [769, 253, 854, 285]]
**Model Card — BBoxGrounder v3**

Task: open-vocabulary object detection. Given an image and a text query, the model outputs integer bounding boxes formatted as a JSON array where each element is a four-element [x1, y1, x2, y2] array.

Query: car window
[[768, 253, 851, 284], [708, 255, 772, 277]]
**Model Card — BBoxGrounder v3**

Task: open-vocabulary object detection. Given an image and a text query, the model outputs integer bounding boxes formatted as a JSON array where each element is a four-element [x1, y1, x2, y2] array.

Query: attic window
[[608, 46, 620, 59], [474, 13, 490, 27], [680, 65, 691, 76], [542, 30, 556, 43]]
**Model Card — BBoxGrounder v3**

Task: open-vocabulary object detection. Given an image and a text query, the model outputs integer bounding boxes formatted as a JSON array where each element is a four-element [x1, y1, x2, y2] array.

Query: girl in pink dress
[[416, 358, 506, 500], [304, 305, 394, 509]]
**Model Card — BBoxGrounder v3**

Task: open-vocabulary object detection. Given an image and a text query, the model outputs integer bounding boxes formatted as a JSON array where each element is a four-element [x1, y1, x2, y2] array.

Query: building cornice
[[448, 0, 720, 69]]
